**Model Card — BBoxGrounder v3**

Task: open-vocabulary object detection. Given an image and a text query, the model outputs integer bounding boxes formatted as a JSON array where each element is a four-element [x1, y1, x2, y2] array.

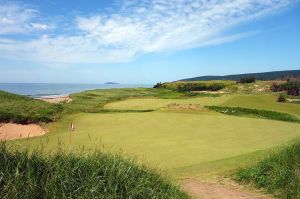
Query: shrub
[[153, 82, 163, 88], [237, 76, 256, 84], [277, 94, 287, 102], [176, 82, 226, 92], [0, 144, 190, 199], [235, 140, 300, 199]]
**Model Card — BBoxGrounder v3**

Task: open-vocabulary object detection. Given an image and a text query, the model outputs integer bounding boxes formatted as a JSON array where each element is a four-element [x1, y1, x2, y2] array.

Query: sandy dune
[[0, 123, 47, 141]]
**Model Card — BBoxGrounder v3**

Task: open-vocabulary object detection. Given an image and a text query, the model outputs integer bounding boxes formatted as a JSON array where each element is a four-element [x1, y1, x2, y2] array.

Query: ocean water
[[0, 83, 152, 98]]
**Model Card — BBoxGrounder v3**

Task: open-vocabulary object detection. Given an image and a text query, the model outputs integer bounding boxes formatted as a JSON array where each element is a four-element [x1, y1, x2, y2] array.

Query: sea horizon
[[0, 83, 153, 98]]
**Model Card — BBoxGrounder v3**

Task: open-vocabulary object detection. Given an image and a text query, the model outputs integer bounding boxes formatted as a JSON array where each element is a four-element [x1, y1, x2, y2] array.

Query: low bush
[[0, 144, 190, 199], [206, 106, 300, 123], [277, 94, 287, 102], [235, 140, 300, 199], [237, 77, 256, 84]]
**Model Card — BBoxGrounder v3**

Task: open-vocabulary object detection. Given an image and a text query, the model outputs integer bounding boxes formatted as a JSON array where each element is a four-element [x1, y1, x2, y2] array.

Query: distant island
[[104, 82, 119, 84]]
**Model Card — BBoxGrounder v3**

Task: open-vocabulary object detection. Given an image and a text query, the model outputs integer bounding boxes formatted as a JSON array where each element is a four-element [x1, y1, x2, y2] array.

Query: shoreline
[[36, 95, 72, 103]]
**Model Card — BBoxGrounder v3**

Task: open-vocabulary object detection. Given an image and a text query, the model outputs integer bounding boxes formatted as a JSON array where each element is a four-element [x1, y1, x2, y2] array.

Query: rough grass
[[0, 90, 63, 124], [206, 106, 300, 123], [0, 143, 189, 199], [235, 140, 300, 199]]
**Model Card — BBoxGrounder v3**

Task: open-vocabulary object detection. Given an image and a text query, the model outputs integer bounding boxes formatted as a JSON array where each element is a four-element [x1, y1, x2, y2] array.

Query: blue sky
[[0, 0, 299, 84]]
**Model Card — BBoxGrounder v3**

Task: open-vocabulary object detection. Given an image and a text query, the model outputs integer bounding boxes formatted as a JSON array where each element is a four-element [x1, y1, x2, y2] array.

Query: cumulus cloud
[[0, 0, 297, 64]]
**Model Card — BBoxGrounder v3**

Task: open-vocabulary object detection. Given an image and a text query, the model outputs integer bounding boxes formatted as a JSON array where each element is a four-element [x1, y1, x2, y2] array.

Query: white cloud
[[0, 2, 51, 34], [0, 0, 297, 64]]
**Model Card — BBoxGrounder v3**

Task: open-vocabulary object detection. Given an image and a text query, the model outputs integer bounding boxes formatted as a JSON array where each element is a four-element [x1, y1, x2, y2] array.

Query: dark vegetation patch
[[0, 90, 63, 124], [272, 78, 300, 96], [277, 94, 287, 102], [235, 140, 300, 199], [0, 143, 189, 199], [206, 106, 300, 123], [153, 81, 232, 92], [236, 76, 256, 84]]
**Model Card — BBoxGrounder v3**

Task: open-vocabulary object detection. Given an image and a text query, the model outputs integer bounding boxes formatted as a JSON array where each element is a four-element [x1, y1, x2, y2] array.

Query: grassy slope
[[0, 90, 63, 124], [235, 140, 300, 199], [0, 144, 189, 199], [222, 94, 300, 117], [65, 88, 185, 112]]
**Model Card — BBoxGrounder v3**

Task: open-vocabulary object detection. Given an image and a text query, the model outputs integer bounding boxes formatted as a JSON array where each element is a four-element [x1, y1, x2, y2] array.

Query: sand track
[[0, 123, 47, 141], [183, 179, 273, 199]]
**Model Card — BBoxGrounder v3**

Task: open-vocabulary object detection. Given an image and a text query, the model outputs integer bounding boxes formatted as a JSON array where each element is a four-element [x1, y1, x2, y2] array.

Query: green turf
[[13, 111, 300, 178], [222, 94, 300, 117], [104, 95, 232, 110]]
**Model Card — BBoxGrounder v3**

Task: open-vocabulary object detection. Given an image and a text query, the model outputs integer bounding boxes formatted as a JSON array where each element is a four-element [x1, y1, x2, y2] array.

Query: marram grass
[[0, 143, 190, 199], [235, 140, 300, 199]]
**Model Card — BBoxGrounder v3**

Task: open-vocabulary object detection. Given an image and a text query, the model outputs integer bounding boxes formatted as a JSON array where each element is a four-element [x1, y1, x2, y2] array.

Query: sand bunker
[[166, 103, 202, 110], [0, 123, 47, 141], [38, 95, 72, 104]]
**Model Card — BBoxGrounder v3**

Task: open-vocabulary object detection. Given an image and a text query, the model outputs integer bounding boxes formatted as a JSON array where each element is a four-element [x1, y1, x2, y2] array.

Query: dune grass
[[0, 90, 63, 124], [0, 143, 189, 199], [235, 140, 300, 199], [206, 106, 300, 123]]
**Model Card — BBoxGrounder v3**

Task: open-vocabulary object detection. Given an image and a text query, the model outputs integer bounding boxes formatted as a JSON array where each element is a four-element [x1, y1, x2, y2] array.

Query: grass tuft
[[0, 143, 190, 199], [235, 140, 300, 199]]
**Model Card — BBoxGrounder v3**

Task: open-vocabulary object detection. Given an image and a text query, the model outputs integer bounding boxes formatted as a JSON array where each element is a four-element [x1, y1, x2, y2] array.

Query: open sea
[[0, 83, 152, 98]]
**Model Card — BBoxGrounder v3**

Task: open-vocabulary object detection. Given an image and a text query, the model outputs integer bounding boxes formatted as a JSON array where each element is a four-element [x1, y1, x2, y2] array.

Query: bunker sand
[[0, 123, 47, 141]]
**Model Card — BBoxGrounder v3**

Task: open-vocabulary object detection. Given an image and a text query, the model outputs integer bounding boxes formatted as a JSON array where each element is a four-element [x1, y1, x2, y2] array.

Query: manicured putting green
[[17, 111, 300, 177], [104, 95, 232, 110]]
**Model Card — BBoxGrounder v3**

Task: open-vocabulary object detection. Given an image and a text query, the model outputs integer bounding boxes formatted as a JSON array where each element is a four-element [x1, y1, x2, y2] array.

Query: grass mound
[[235, 140, 300, 199], [0, 90, 63, 124], [66, 88, 185, 113], [0, 144, 189, 199], [206, 106, 300, 123]]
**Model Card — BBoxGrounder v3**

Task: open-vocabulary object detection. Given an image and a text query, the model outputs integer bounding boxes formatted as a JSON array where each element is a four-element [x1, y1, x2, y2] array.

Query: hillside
[[180, 70, 300, 81], [0, 90, 63, 124]]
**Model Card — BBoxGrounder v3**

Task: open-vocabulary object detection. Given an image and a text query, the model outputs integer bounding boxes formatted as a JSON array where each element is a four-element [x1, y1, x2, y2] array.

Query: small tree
[[153, 82, 163, 88]]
